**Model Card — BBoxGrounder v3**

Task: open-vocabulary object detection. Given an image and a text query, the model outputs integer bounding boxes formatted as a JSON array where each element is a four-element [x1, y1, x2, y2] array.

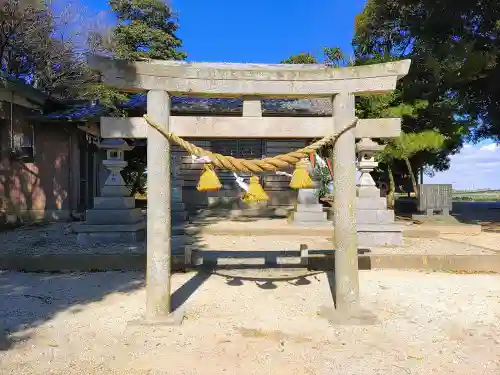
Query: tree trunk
[[387, 165, 395, 209], [404, 157, 419, 196], [129, 171, 143, 197]]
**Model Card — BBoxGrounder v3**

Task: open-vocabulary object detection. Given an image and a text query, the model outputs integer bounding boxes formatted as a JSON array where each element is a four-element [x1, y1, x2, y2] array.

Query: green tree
[[281, 47, 350, 67], [86, 0, 187, 110], [87, 0, 187, 196], [353, 0, 499, 140], [281, 48, 350, 199], [280, 52, 317, 64], [352, 0, 481, 200], [378, 131, 446, 206], [107, 0, 186, 61], [0, 0, 98, 100], [323, 47, 349, 67]]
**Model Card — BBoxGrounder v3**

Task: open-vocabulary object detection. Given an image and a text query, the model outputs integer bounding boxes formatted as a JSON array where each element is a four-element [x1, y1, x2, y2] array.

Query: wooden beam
[[77, 123, 100, 137], [100, 116, 402, 139], [88, 55, 411, 97]]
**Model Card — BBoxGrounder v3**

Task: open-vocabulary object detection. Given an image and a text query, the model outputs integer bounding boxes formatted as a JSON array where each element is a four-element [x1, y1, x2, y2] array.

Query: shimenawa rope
[[142, 115, 359, 173]]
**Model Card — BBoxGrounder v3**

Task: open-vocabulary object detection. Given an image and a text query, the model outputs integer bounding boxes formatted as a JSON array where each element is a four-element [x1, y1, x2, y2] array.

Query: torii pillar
[[145, 90, 178, 322], [332, 92, 359, 311]]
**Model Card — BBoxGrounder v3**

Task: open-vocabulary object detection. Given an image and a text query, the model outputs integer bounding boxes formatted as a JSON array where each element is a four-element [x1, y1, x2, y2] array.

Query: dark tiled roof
[[0, 71, 50, 106], [37, 94, 333, 122], [40, 102, 107, 122]]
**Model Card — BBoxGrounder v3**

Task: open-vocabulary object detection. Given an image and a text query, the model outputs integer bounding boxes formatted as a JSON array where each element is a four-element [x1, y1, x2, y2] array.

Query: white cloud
[[427, 141, 500, 190], [480, 143, 498, 152]]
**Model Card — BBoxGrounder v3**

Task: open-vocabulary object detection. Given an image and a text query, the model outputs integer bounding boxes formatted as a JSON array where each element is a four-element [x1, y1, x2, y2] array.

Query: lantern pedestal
[[74, 139, 146, 246]]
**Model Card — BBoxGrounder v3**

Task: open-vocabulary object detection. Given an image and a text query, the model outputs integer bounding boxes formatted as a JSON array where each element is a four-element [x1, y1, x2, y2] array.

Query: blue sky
[[425, 141, 500, 190], [81, 0, 499, 190]]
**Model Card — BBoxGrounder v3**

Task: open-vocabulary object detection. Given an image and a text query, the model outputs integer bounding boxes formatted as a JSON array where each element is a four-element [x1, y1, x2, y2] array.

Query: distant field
[[396, 190, 500, 202], [453, 190, 500, 202]]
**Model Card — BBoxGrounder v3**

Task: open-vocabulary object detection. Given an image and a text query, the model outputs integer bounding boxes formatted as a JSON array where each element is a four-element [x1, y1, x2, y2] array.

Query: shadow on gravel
[[0, 271, 144, 351]]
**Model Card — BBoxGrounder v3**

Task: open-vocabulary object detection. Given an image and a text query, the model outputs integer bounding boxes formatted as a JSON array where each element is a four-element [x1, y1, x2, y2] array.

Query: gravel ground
[[440, 233, 500, 253], [368, 237, 497, 255], [0, 222, 144, 255], [1, 269, 499, 375], [0, 221, 497, 256]]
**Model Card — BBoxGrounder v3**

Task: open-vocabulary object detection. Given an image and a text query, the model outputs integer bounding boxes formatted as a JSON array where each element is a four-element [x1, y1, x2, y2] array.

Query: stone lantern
[[73, 138, 145, 245], [356, 138, 385, 197], [355, 137, 403, 247], [98, 138, 134, 197]]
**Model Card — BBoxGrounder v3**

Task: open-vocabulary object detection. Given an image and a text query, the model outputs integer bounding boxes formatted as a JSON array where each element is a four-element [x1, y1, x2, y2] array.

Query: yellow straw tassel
[[197, 164, 222, 192], [242, 176, 269, 203], [289, 158, 313, 189]]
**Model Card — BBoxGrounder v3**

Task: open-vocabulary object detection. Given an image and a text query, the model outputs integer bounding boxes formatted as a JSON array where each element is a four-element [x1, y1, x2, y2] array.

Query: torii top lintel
[[88, 55, 411, 98]]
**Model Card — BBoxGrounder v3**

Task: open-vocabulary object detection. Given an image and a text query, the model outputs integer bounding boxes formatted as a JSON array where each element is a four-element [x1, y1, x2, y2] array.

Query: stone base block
[[356, 209, 395, 224], [291, 203, 329, 225], [295, 204, 324, 213], [101, 185, 130, 197], [73, 221, 146, 245], [357, 224, 404, 247], [77, 229, 145, 245], [291, 211, 329, 224], [411, 213, 453, 221], [357, 197, 387, 210], [128, 309, 185, 327], [357, 186, 381, 198], [94, 197, 135, 210], [328, 209, 396, 224], [86, 208, 143, 225]]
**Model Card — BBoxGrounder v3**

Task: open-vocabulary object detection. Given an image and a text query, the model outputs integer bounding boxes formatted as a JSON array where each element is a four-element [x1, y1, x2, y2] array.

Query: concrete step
[[76, 229, 145, 245], [4, 253, 498, 273], [357, 223, 404, 233], [292, 221, 332, 227], [358, 232, 403, 247], [86, 208, 143, 225], [189, 249, 306, 268]]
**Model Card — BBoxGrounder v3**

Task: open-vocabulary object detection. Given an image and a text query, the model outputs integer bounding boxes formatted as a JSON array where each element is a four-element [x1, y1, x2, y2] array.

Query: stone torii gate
[[89, 56, 411, 323]]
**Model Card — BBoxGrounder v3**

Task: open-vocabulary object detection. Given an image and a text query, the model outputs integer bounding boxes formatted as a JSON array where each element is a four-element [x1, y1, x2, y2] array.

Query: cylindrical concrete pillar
[[146, 90, 172, 319], [332, 92, 359, 311]]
